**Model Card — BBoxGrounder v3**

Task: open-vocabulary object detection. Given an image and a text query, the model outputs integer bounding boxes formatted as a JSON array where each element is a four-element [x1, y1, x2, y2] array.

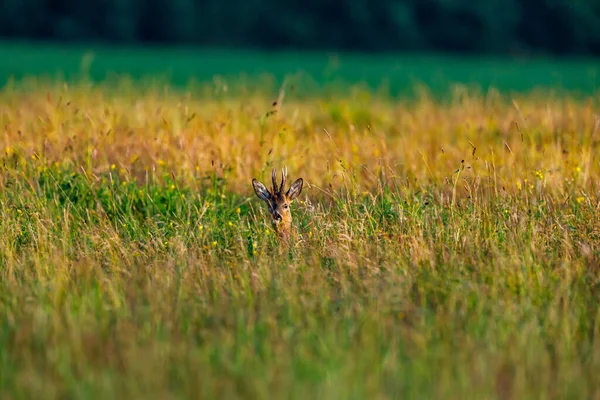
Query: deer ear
[[252, 179, 271, 202], [286, 178, 303, 200]]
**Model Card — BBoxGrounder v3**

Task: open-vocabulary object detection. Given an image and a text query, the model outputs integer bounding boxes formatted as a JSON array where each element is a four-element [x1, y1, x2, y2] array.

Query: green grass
[[1, 65, 600, 398], [2, 40, 600, 98], [3, 158, 599, 399]]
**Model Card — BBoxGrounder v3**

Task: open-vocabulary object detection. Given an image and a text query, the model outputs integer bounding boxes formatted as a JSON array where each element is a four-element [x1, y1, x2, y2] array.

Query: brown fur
[[252, 167, 303, 242]]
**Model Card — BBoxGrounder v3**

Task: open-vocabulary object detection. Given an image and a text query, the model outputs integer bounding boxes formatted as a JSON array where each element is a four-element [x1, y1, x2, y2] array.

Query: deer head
[[252, 167, 303, 240]]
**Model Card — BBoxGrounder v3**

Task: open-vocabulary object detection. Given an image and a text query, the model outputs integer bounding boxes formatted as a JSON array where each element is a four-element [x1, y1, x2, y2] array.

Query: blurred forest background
[[1, 0, 600, 56], [1, 0, 600, 97]]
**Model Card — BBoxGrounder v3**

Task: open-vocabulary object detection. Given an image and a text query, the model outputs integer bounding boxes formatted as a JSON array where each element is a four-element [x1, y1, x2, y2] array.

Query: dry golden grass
[[0, 79, 599, 399], [3, 83, 599, 199]]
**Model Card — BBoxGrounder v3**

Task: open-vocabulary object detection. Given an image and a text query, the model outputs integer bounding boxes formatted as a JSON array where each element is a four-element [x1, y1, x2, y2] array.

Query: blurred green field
[[2, 41, 600, 97]]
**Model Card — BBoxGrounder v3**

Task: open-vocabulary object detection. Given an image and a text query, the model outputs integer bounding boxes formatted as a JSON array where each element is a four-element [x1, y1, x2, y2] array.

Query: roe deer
[[252, 167, 303, 242]]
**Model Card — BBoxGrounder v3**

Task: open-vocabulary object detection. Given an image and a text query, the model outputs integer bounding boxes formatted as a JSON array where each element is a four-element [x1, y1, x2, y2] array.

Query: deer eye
[[283, 204, 289, 209]]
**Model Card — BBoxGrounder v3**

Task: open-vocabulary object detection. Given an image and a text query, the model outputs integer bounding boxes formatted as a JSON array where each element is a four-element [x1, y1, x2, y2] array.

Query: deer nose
[[273, 213, 283, 222]]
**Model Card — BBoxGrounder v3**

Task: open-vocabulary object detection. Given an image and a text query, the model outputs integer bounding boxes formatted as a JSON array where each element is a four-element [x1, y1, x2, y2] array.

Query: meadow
[[1, 47, 600, 399]]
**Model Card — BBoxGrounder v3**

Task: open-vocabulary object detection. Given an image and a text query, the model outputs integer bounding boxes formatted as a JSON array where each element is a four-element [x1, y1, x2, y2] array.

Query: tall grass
[[1, 78, 599, 399]]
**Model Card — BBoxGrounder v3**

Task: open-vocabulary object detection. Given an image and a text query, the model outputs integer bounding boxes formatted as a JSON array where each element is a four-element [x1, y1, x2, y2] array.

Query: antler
[[271, 168, 278, 194], [270, 166, 289, 194], [280, 166, 287, 193]]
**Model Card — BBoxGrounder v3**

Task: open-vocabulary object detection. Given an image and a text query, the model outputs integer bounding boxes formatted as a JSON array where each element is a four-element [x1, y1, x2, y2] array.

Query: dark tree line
[[1, 0, 600, 55]]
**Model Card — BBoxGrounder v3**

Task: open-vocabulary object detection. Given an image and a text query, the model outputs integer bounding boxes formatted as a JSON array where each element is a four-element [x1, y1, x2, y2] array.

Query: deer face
[[252, 168, 303, 233]]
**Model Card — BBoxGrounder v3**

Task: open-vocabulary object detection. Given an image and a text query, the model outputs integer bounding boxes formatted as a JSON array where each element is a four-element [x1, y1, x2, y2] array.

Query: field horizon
[[1, 71, 600, 398], [3, 41, 600, 98]]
